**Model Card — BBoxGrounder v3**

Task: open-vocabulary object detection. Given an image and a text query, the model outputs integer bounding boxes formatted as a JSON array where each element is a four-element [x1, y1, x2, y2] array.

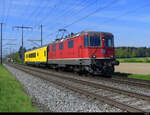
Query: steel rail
[[16, 63, 150, 88], [113, 75, 150, 84]]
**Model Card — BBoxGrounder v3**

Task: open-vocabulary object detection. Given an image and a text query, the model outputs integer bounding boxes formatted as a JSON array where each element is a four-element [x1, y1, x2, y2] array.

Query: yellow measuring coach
[[24, 46, 47, 64]]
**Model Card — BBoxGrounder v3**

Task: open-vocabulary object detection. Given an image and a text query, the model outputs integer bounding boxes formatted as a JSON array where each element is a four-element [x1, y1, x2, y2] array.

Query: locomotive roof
[[52, 30, 113, 44], [26, 44, 48, 52], [26, 30, 113, 52], [80, 30, 112, 35]]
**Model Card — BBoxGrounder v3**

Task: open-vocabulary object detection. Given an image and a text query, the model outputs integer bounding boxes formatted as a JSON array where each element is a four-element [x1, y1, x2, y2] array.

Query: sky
[[0, 0, 150, 56]]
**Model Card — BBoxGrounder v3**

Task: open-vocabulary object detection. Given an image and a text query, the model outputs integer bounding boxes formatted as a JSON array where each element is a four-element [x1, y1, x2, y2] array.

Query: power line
[[27, 0, 49, 26], [20, 0, 34, 25], [4, 0, 12, 24], [54, 0, 87, 20], [63, 0, 119, 29], [46, 0, 119, 38], [43, 0, 87, 31], [12, 25, 33, 48], [27, 24, 43, 47], [32, 0, 54, 27], [12, 25, 32, 61], [62, 0, 96, 21], [100, 1, 150, 25], [34, 0, 63, 27], [44, 0, 94, 32], [27, 40, 41, 47]]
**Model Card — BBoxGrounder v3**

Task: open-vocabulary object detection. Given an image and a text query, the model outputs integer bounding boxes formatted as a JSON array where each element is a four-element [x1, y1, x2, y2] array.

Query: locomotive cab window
[[59, 43, 63, 50], [103, 35, 114, 47], [68, 40, 73, 48], [89, 35, 101, 47]]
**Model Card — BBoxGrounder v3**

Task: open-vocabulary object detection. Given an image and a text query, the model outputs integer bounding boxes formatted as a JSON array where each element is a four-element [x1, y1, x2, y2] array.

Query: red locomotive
[[47, 30, 119, 75]]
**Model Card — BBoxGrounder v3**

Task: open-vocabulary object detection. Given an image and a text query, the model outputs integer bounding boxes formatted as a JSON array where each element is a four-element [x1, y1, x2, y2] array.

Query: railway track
[[44, 66, 150, 89], [31, 64, 150, 89], [6, 63, 150, 112], [97, 76, 150, 89], [112, 75, 150, 86]]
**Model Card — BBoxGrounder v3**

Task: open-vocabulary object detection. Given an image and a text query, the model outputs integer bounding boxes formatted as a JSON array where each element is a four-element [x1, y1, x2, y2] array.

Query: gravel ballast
[[4, 64, 122, 112]]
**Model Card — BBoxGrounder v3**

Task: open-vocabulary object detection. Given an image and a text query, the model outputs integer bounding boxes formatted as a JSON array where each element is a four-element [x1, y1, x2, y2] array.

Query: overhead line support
[[0, 23, 4, 64]]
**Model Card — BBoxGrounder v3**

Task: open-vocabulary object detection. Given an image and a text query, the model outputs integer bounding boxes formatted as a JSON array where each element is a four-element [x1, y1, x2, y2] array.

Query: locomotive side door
[[52, 44, 56, 59], [78, 35, 84, 58], [79, 35, 89, 58]]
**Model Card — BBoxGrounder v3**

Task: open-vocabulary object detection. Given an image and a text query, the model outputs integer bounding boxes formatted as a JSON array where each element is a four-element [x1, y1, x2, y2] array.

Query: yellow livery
[[24, 46, 47, 64]]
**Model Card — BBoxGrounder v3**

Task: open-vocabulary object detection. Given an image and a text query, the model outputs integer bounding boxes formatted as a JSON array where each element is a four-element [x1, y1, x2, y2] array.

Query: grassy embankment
[[117, 57, 150, 63], [0, 65, 38, 112], [114, 72, 150, 81]]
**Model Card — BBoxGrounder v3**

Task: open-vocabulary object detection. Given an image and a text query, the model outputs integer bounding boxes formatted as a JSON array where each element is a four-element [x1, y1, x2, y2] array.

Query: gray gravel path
[[4, 64, 122, 112]]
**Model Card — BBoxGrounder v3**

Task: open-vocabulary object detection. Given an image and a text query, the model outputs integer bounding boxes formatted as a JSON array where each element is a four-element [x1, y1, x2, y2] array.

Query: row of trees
[[115, 47, 150, 58], [6, 46, 26, 63]]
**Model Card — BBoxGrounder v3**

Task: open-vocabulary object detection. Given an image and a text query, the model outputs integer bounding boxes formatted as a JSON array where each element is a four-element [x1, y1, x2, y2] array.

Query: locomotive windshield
[[103, 35, 114, 47]]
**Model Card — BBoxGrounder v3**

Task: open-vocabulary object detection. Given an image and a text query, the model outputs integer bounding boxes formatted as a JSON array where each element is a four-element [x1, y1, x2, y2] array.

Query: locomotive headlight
[[92, 55, 96, 58], [110, 56, 114, 58]]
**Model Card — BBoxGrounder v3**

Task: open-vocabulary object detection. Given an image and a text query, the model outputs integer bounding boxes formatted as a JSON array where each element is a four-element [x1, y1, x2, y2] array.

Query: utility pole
[[13, 25, 32, 48], [13, 25, 32, 61], [0, 23, 3, 64], [40, 24, 43, 46]]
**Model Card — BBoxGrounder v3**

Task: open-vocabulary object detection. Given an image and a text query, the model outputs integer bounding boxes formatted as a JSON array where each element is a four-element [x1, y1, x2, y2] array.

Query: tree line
[[115, 47, 150, 58]]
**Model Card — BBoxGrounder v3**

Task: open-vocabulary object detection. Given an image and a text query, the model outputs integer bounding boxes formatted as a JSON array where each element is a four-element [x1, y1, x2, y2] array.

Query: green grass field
[[0, 65, 38, 112], [117, 57, 150, 63], [128, 74, 150, 80]]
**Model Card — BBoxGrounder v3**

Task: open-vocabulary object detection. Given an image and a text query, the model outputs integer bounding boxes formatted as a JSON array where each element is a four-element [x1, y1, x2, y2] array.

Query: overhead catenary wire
[[32, 0, 62, 27], [46, 0, 119, 38], [4, 0, 12, 24], [1, 0, 6, 22], [63, 0, 119, 29], [45, 0, 97, 32], [23, 0, 36, 25], [26, 0, 50, 26], [61, 0, 97, 21], [97, 1, 150, 26], [39, 0, 81, 29]]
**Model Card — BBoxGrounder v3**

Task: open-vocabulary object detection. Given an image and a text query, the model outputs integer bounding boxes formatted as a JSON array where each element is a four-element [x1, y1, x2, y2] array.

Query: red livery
[[47, 31, 119, 75]]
